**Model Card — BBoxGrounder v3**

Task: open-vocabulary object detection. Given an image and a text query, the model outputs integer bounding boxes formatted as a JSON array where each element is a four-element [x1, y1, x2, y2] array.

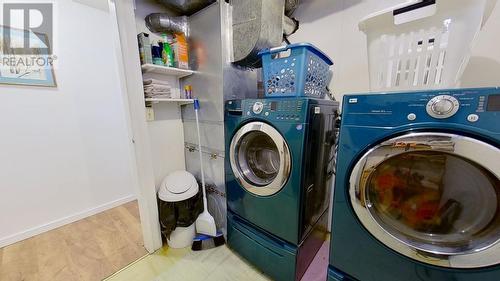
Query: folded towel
[[145, 90, 171, 95], [145, 94, 170, 97], [144, 85, 170, 91], [143, 78, 172, 100], [145, 93, 172, 99], [143, 78, 169, 86]]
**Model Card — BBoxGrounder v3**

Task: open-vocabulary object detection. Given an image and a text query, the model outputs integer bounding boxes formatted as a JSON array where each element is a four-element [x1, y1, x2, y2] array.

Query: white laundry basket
[[359, 0, 497, 92]]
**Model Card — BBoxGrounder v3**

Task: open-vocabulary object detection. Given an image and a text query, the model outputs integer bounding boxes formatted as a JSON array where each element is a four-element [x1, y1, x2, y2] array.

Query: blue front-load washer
[[225, 98, 339, 281], [328, 88, 500, 281]]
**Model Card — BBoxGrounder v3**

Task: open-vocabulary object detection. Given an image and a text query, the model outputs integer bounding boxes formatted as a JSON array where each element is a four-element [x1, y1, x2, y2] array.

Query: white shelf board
[[141, 64, 194, 78], [145, 98, 194, 105]]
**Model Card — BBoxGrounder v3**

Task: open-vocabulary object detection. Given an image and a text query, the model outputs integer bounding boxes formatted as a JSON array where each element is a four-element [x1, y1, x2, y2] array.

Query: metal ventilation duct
[[285, 0, 300, 16], [158, 0, 217, 16], [145, 13, 189, 35], [283, 16, 299, 36], [231, 0, 299, 68]]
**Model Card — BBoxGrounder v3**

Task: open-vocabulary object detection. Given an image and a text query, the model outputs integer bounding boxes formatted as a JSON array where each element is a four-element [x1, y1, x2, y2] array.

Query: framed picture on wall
[[0, 27, 57, 87]]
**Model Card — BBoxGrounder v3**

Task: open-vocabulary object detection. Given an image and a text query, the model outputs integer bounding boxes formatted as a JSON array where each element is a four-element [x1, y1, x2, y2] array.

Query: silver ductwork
[[231, 0, 299, 68], [157, 0, 217, 16], [145, 13, 189, 35], [285, 0, 299, 16], [283, 16, 299, 36]]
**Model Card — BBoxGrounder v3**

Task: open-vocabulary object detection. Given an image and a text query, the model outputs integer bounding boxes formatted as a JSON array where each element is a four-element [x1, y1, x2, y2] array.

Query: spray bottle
[[161, 34, 175, 67]]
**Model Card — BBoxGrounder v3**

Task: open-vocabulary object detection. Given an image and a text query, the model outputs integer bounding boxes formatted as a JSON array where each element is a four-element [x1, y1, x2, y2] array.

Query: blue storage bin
[[259, 43, 333, 98]]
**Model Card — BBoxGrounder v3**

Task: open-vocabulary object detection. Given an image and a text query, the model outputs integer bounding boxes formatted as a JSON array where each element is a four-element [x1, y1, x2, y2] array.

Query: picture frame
[[0, 27, 57, 87]]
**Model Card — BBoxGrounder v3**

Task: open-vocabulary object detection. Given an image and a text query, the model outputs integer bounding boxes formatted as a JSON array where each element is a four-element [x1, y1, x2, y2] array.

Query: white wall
[[291, 0, 500, 100], [0, 0, 136, 247]]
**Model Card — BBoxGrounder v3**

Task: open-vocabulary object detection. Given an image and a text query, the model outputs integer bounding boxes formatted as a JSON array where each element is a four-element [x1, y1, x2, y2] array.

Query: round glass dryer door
[[230, 122, 291, 196], [350, 133, 500, 268]]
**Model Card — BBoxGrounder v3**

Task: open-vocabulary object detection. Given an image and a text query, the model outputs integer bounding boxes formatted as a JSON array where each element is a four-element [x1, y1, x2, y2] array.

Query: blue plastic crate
[[259, 43, 333, 98]]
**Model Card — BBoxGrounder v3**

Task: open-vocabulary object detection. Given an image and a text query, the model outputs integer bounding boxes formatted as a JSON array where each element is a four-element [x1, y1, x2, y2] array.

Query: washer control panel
[[244, 99, 306, 121], [426, 95, 460, 119]]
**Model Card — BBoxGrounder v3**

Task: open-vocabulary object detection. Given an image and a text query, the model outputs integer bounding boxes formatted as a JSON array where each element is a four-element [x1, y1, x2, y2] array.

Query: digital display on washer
[[270, 102, 277, 111], [487, 95, 500, 111]]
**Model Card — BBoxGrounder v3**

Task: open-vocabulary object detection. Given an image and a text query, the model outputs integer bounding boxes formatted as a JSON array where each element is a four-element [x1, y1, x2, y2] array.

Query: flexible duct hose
[[145, 13, 188, 35]]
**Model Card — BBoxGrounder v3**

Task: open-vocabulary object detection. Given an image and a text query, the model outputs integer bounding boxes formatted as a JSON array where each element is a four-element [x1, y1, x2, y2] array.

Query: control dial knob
[[426, 95, 460, 119], [252, 102, 264, 114]]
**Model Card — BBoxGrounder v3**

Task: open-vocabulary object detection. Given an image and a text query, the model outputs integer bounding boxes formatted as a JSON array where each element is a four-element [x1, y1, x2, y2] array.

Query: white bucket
[[167, 223, 196, 249], [359, 0, 497, 92]]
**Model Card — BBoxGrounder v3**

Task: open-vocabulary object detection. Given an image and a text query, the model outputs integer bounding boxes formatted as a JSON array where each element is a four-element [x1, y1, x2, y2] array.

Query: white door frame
[[108, 0, 163, 253]]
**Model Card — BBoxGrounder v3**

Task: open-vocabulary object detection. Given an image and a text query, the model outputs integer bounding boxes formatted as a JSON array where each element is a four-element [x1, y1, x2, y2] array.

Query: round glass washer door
[[230, 122, 291, 196], [350, 133, 500, 268]]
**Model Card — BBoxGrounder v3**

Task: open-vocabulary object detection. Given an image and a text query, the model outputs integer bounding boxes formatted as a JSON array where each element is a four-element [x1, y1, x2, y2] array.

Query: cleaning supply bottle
[[184, 85, 193, 99], [161, 34, 175, 67]]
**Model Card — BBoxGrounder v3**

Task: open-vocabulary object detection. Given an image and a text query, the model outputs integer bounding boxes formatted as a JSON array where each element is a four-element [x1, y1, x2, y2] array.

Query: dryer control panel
[[342, 87, 500, 133]]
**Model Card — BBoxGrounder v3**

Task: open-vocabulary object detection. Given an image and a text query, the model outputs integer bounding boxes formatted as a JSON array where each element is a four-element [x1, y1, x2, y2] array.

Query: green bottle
[[162, 34, 174, 67]]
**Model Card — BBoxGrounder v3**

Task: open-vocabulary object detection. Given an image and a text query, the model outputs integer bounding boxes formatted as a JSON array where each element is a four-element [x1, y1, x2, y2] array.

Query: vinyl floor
[[0, 201, 147, 281], [105, 240, 330, 281], [1, 200, 329, 281]]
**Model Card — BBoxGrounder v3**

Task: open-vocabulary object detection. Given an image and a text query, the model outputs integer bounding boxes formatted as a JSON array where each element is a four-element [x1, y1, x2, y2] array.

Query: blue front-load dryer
[[225, 98, 339, 281], [328, 88, 500, 281]]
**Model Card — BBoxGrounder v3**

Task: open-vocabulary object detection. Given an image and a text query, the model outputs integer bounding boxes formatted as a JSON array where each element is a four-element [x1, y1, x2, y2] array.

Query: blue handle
[[258, 43, 334, 66], [266, 45, 289, 54], [194, 99, 200, 110]]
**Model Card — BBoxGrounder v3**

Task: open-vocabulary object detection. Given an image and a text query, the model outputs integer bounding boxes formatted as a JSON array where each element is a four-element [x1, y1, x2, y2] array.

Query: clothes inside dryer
[[364, 150, 500, 255]]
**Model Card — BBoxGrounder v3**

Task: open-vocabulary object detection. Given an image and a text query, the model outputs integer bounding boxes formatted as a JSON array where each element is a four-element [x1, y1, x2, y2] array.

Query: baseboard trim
[[0, 195, 137, 248]]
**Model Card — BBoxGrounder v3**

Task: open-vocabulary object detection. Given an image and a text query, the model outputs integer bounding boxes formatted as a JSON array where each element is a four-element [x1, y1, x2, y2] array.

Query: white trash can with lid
[[158, 170, 200, 249]]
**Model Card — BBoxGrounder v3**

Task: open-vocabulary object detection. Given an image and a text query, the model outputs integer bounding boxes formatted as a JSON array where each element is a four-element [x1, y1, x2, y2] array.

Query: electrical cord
[[326, 86, 336, 101], [325, 113, 341, 178], [329, 114, 341, 176]]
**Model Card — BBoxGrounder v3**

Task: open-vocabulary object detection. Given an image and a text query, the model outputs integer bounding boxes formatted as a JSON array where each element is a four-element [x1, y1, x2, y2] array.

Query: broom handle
[[194, 99, 208, 210]]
